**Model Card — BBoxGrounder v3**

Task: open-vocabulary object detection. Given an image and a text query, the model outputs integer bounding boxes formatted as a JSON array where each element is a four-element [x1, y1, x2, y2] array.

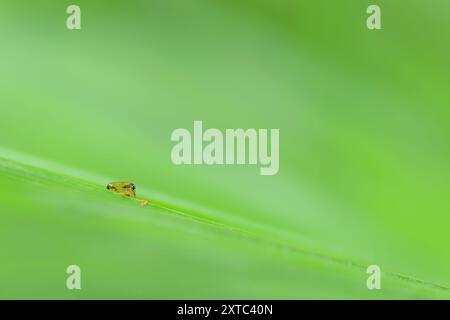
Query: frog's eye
[[106, 184, 116, 190], [130, 183, 136, 191]]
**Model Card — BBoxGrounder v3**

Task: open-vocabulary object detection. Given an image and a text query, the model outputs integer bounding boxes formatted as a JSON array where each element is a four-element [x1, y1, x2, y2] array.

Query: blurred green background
[[0, 0, 449, 299]]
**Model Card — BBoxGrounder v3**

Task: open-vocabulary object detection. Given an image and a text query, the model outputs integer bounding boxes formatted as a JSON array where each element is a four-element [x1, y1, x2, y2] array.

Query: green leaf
[[1, 152, 449, 299]]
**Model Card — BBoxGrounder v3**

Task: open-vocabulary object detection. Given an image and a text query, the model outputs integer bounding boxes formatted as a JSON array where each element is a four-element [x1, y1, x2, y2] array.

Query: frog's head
[[106, 182, 136, 197]]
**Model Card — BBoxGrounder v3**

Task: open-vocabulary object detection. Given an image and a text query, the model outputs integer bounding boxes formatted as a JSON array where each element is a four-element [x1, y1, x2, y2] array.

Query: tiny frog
[[106, 182, 150, 206], [106, 182, 136, 198]]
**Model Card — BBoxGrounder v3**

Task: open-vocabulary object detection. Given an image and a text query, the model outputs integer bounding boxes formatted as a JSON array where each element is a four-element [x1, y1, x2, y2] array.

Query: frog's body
[[106, 182, 136, 198], [106, 182, 150, 206]]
